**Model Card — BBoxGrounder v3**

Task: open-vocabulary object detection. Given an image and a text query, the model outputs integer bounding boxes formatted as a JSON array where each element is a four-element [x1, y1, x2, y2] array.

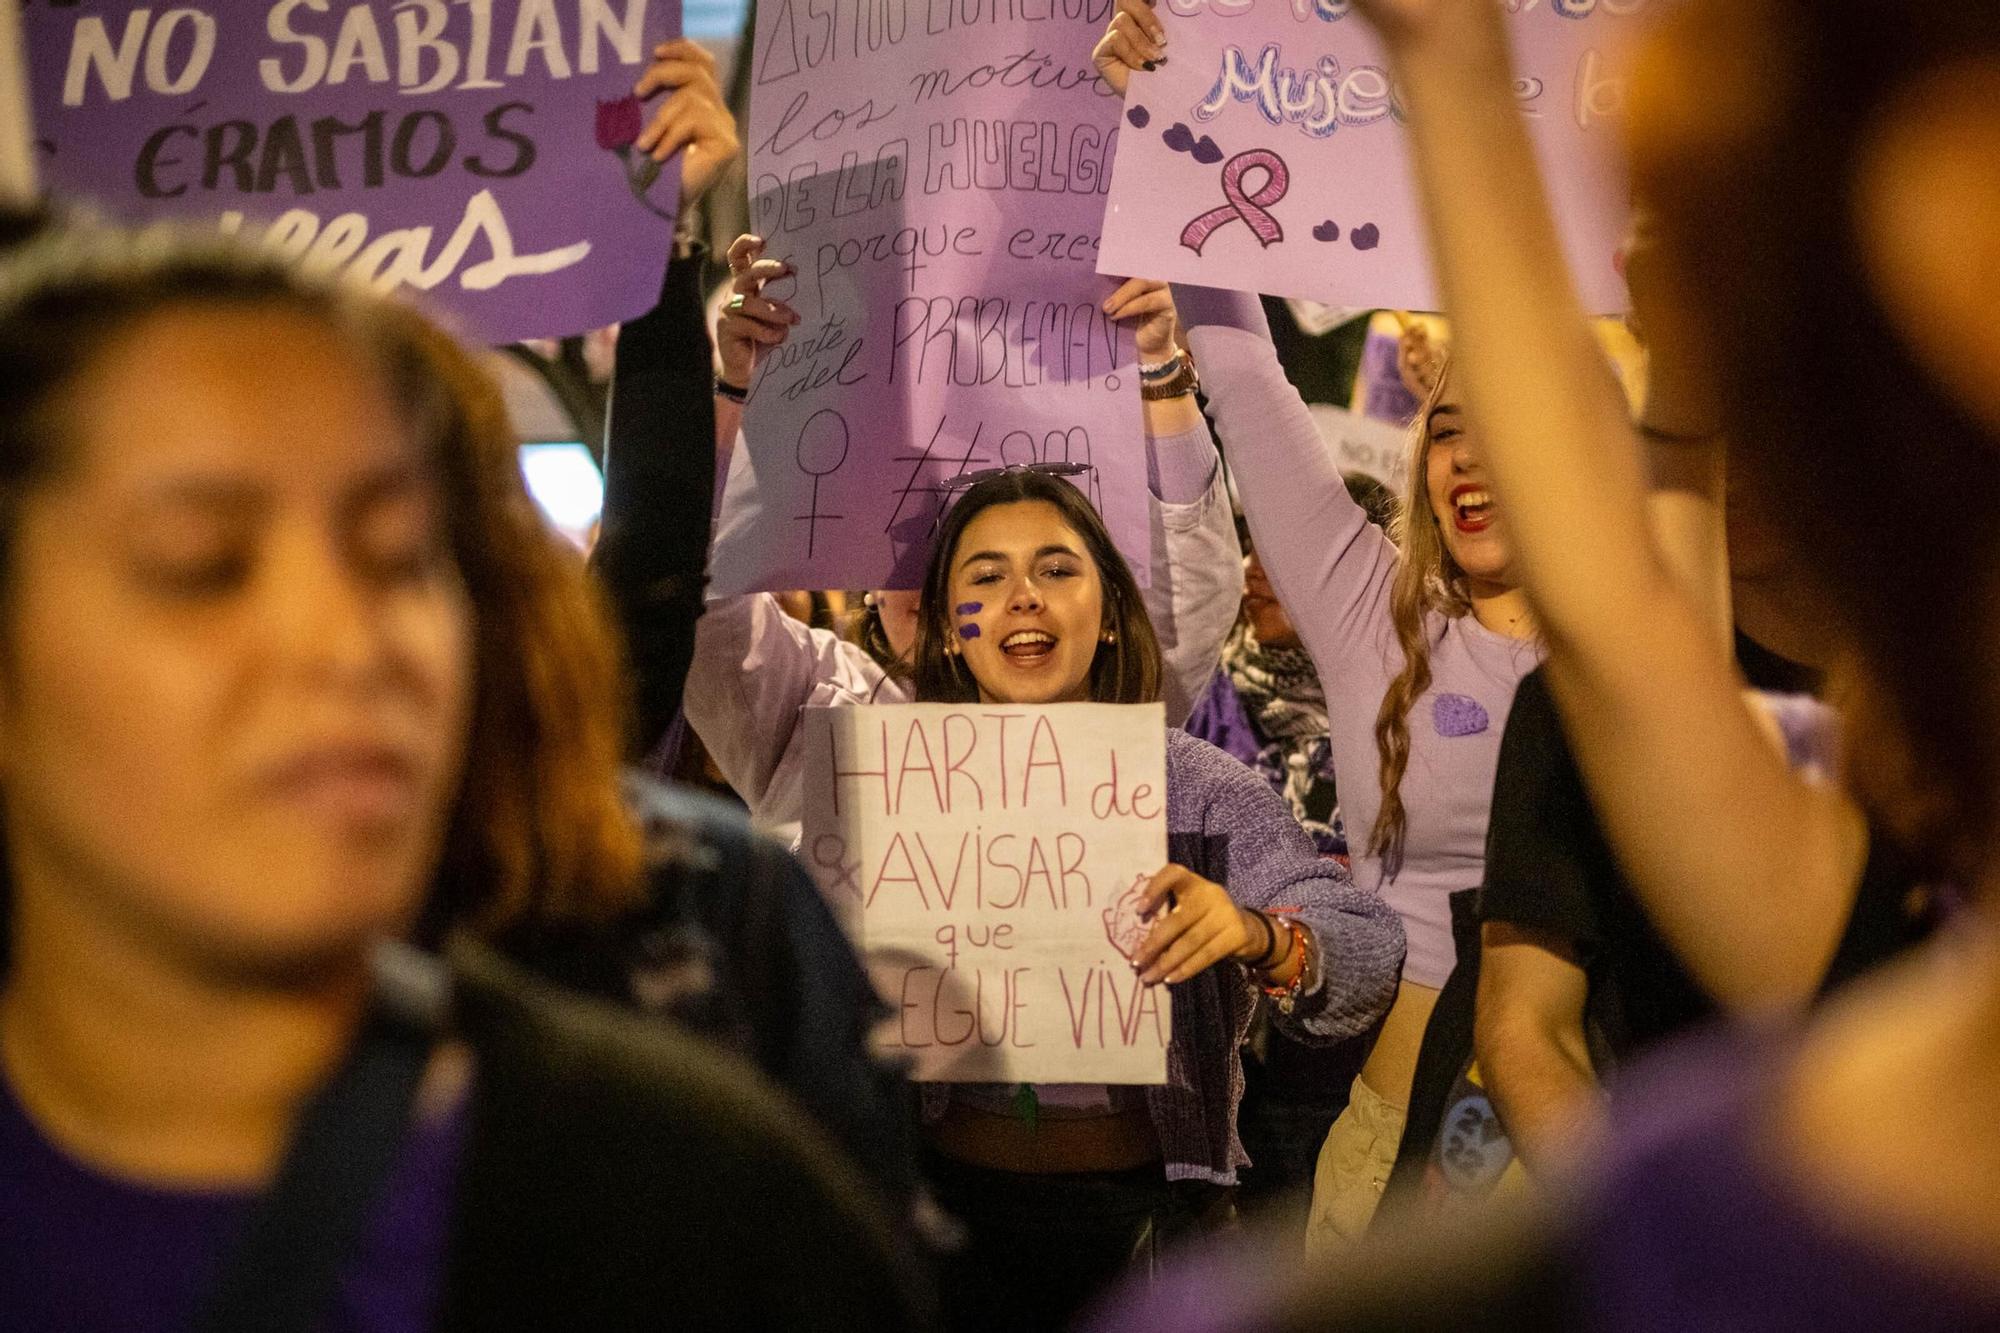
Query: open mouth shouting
[[1001, 628, 1058, 664], [1450, 483, 1496, 534]]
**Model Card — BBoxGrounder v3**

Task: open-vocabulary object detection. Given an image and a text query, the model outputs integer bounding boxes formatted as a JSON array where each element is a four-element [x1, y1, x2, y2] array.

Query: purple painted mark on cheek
[[955, 603, 983, 616], [958, 624, 982, 640]]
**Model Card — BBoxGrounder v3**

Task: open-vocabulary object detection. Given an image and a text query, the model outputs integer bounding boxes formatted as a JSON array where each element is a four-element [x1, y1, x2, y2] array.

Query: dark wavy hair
[[1636, 0, 2000, 879], [909, 469, 1161, 706], [0, 219, 644, 968]]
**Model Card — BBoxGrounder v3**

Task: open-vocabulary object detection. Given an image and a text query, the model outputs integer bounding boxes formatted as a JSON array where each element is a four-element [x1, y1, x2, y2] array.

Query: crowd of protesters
[[2, 0, 1997, 1328]]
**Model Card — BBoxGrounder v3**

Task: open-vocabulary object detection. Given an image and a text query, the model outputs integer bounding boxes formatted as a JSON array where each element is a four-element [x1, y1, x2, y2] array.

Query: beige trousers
[[1304, 1075, 1406, 1257]]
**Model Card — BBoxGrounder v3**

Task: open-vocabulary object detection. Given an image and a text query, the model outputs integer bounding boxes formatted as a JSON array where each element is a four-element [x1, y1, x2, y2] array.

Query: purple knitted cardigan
[[923, 728, 1405, 1184]]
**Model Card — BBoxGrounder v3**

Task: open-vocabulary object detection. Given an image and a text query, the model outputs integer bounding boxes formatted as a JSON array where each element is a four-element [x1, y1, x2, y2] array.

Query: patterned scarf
[[1224, 629, 1346, 858]]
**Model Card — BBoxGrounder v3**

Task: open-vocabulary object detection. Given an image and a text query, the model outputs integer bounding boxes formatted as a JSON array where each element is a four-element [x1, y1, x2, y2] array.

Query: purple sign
[[707, 0, 1153, 596], [24, 1, 682, 344], [1097, 0, 1640, 314]]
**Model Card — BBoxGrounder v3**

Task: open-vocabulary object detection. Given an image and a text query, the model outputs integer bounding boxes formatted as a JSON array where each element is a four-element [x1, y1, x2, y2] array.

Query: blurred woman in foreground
[[0, 220, 928, 1331]]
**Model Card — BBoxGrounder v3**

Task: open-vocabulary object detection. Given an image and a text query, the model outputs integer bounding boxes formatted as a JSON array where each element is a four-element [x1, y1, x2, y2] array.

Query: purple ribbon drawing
[[1179, 150, 1290, 256]]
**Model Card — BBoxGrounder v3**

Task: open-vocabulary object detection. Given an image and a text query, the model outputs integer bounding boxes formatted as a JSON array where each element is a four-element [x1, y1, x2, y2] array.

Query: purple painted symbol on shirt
[[1433, 693, 1490, 738], [959, 624, 982, 640], [955, 602, 983, 616]]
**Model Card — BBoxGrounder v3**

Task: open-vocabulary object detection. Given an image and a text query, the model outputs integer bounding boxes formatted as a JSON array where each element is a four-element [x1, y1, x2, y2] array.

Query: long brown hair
[[0, 223, 642, 967], [1369, 365, 1467, 878], [910, 469, 1162, 706]]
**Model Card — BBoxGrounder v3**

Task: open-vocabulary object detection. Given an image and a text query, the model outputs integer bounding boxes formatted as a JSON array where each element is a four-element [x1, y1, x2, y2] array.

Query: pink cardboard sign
[[708, 0, 1155, 596], [1096, 0, 1642, 314]]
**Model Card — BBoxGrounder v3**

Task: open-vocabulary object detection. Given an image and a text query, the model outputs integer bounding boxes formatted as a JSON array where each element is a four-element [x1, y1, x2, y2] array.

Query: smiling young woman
[[902, 466, 1404, 1331]]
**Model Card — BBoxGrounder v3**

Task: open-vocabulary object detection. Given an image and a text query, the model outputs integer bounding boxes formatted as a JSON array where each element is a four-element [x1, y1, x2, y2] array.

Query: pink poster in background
[[708, 0, 1154, 596], [1096, 0, 1643, 314]]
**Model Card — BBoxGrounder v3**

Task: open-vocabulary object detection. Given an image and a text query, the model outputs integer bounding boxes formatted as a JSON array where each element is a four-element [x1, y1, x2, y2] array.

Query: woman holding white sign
[[679, 236, 1246, 848], [903, 465, 1404, 1331]]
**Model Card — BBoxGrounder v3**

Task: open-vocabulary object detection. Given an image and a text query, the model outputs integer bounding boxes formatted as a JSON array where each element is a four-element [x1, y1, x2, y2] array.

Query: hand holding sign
[[1093, 0, 1170, 97], [1100, 279, 1181, 363], [718, 234, 801, 390], [633, 39, 738, 207], [1128, 864, 1265, 986]]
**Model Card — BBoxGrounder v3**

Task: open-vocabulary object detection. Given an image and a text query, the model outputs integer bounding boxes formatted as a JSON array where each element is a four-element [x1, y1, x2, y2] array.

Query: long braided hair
[[1368, 363, 1469, 878]]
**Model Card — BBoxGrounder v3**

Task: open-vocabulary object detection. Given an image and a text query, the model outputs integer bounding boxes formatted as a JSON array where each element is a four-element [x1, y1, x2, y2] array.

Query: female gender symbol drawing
[[795, 408, 850, 556]]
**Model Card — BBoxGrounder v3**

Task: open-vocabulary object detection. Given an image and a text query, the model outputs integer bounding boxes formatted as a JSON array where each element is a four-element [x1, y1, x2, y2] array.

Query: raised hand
[[717, 234, 801, 391], [1102, 277, 1182, 362], [1091, 0, 1167, 97], [633, 38, 741, 208]]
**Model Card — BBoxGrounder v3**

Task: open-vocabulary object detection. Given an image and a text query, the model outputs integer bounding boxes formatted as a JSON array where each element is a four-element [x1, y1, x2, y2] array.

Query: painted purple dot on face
[[958, 623, 982, 640], [955, 602, 983, 616], [1127, 105, 1151, 129], [1432, 693, 1490, 738]]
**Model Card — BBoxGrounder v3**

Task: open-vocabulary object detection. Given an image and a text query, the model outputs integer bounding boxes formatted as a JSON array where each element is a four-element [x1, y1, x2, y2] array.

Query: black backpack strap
[[193, 942, 451, 1333]]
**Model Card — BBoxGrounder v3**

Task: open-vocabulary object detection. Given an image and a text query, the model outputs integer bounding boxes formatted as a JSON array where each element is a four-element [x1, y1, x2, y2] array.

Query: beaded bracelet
[[1258, 919, 1312, 1015]]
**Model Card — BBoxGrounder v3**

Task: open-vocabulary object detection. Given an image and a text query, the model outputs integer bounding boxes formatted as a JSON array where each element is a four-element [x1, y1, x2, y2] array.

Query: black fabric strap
[[193, 943, 449, 1333]]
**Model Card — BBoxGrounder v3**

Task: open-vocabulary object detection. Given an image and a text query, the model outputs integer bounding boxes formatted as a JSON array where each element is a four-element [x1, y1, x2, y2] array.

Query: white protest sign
[[1308, 403, 1411, 496], [802, 702, 1170, 1083]]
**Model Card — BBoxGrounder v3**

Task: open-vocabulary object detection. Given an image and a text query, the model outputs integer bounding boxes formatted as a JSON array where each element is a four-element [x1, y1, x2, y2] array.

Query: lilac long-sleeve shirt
[[923, 728, 1404, 1184], [1176, 287, 1543, 986]]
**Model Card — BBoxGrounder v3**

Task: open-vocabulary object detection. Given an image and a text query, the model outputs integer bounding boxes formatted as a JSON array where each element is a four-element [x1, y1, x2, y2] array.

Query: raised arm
[[1353, 0, 1866, 1008], [1174, 285, 1399, 678], [590, 41, 741, 759], [684, 236, 888, 815], [1104, 278, 1245, 725]]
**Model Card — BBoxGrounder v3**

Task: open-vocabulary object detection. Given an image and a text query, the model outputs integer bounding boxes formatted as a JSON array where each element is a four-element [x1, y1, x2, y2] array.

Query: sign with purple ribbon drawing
[[707, 0, 1153, 596], [802, 703, 1170, 1083], [23, 1, 682, 344], [1096, 0, 1641, 313]]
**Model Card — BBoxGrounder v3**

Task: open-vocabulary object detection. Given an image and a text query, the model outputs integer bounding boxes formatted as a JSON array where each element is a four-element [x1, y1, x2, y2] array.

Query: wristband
[[714, 376, 749, 403], [1140, 358, 1199, 401], [1258, 919, 1311, 1015], [1139, 352, 1185, 379], [1250, 910, 1280, 970]]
